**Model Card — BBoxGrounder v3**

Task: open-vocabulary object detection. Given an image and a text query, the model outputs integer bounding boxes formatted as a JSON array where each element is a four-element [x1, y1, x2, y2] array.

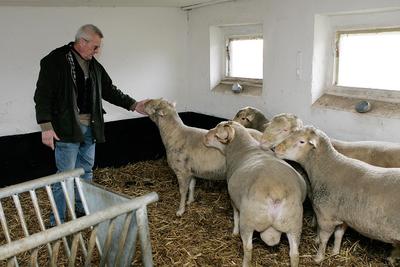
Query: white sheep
[[232, 106, 269, 132], [144, 99, 226, 216], [274, 126, 400, 264], [331, 139, 400, 168], [261, 113, 400, 168], [204, 121, 306, 267]]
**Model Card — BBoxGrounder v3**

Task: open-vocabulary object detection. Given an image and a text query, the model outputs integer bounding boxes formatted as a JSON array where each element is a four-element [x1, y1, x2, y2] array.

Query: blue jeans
[[50, 124, 95, 224]]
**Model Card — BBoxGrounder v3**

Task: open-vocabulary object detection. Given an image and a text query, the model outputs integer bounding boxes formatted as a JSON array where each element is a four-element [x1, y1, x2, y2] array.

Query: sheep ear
[[215, 129, 228, 141], [171, 102, 176, 107], [224, 125, 235, 143]]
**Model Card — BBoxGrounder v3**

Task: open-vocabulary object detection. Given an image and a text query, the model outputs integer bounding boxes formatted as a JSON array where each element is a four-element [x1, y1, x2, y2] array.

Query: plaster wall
[[185, 0, 400, 142], [0, 6, 187, 136]]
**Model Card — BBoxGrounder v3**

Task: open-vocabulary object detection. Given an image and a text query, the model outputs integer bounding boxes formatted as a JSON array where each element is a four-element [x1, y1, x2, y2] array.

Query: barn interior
[[0, 0, 399, 266]]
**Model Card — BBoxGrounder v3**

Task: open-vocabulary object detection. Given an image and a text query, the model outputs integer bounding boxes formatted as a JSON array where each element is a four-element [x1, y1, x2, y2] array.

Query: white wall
[[184, 0, 400, 142], [3, 0, 400, 143], [0, 6, 187, 136]]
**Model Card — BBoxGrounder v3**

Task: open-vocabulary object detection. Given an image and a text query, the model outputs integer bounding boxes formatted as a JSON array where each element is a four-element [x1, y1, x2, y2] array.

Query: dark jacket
[[34, 43, 135, 143]]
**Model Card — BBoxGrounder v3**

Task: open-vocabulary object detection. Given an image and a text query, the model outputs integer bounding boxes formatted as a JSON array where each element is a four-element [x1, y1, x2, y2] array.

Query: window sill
[[312, 93, 400, 119], [211, 78, 262, 96]]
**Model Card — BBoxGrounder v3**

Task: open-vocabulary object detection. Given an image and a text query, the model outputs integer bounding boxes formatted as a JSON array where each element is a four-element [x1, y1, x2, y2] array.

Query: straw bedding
[[94, 159, 392, 267], [0, 158, 394, 266]]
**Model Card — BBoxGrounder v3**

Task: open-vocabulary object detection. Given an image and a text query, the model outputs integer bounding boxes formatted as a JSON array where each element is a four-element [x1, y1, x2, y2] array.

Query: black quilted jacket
[[34, 43, 135, 143]]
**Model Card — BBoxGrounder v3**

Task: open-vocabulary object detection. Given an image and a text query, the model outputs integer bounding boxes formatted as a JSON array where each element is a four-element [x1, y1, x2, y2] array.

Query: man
[[34, 24, 147, 224]]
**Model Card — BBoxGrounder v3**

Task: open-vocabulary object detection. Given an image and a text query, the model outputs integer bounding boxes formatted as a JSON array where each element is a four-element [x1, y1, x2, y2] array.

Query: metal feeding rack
[[0, 168, 158, 266]]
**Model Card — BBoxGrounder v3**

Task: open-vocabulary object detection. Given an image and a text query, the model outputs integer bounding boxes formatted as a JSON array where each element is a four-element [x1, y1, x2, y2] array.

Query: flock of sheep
[[143, 98, 400, 267]]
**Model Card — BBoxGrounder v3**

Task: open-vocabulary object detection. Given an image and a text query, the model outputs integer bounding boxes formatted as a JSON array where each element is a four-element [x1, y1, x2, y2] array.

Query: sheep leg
[[176, 175, 191, 216], [287, 231, 301, 267], [240, 226, 253, 267], [187, 178, 196, 204], [313, 226, 320, 244], [314, 226, 334, 263], [232, 202, 240, 236], [332, 223, 347, 255]]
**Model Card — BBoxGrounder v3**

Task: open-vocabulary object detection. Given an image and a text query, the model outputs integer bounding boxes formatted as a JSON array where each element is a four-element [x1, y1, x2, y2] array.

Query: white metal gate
[[0, 168, 158, 266]]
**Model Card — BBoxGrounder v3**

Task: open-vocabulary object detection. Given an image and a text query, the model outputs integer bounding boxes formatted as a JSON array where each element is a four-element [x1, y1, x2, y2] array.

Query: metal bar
[[29, 189, 52, 258], [75, 177, 103, 258], [136, 207, 154, 267], [75, 177, 90, 215], [12, 194, 29, 237], [68, 234, 80, 267], [0, 201, 19, 267], [61, 180, 75, 220], [0, 192, 158, 260], [0, 169, 84, 199], [29, 248, 39, 267], [61, 181, 88, 258], [0, 201, 12, 243], [84, 225, 99, 267], [114, 212, 133, 266], [45, 185, 71, 257], [50, 240, 61, 267], [181, 0, 234, 10], [99, 218, 116, 267]]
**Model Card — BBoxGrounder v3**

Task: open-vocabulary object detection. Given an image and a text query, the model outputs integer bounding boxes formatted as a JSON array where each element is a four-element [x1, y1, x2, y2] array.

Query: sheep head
[[261, 113, 303, 149], [274, 126, 318, 163], [232, 107, 262, 128], [144, 98, 176, 118], [203, 121, 236, 153]]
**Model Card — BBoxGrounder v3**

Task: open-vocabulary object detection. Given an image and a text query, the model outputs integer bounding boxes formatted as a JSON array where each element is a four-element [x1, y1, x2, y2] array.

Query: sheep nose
[[270, 146, 275, 152]]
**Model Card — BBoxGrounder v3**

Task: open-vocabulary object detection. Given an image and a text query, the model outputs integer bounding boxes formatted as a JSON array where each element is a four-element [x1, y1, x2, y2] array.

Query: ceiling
[[0, 0, 234, 9]]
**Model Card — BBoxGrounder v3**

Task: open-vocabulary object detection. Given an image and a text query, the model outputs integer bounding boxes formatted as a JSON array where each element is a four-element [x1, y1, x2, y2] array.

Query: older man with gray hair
[[34, 24, 148, 225]]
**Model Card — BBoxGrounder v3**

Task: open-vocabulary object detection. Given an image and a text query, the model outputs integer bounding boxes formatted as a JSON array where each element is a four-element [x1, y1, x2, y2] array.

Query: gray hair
[[75, 24, 103, 42]]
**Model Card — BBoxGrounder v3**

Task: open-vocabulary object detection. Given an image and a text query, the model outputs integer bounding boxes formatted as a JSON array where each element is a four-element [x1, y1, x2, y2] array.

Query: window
[[226, 37, 263, 79], [335, 28, 400, 91], [312, 9, 400, 117], [210, 24, 263, 96]]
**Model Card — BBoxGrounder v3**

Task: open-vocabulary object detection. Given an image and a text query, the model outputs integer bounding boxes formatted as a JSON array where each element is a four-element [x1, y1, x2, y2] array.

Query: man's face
[[80, 33, 102, 60]]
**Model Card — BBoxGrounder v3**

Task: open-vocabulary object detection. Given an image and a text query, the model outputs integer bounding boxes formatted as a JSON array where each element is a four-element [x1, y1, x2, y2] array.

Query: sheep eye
[[299, 140, 305, 144]]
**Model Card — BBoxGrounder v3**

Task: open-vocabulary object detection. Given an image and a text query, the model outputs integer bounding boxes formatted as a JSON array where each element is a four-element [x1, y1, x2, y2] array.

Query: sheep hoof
[[313, 254, 324, 263], [387, 257, 396, 266], [232, 230, 239, 236], [331, 248, 340, 256], [176, 209, 184, 217]]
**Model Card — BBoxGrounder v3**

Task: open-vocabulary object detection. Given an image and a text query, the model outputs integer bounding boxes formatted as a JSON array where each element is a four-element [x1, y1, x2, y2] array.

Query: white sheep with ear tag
[[144, 98, 226, 216], [204, 121, 306, 267], [274, 125, 400, 264]]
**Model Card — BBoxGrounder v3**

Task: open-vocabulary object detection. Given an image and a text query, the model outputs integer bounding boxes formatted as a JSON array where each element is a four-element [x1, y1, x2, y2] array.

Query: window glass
[[337, 30, 400, 91], [227, 38, 263, 79]]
